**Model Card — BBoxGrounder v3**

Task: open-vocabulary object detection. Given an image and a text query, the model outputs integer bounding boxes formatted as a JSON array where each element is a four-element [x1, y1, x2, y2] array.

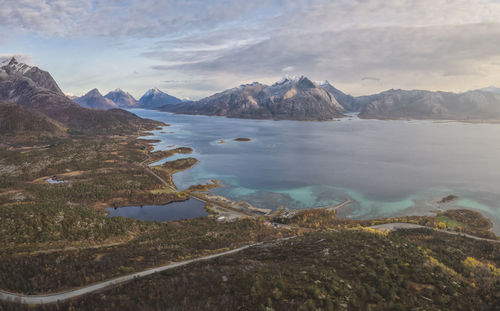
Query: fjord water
[[132, 109, 500, 233]]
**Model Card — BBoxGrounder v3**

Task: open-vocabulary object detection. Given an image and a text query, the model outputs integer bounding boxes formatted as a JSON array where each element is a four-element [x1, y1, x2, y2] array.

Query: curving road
[[140, 148, 251, 219], [0, 243, 261, 305], [370, 223, 500, 243], [2, 221, 497, 305]]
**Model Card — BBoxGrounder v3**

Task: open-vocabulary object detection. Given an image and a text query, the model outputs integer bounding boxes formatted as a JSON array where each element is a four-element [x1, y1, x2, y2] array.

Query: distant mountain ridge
[[104, 89, 138, 108], [160, 76, 345, 121], [6, 55, 500, 123], [139, 88, 182, 109], [357, 89, 500, 120], [74, 88, 118, 110]]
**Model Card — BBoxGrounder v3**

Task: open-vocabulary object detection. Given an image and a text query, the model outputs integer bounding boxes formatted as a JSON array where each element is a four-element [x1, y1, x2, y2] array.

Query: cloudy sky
[[2, 0, 500, 99]]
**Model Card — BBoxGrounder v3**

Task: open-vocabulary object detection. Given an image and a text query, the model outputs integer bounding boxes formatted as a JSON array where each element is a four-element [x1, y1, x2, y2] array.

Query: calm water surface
[[131, 109, 500, 233], [107, 198, 207, 222]]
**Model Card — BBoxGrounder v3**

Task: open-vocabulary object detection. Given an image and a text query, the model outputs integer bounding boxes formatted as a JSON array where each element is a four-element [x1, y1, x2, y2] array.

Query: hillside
[[161, 76, 345, 121], [0, 102, 66, 145]]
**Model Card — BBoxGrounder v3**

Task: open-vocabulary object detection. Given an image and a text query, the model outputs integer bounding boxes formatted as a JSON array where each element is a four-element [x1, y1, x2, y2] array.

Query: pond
[[106, 198, 208, 222]]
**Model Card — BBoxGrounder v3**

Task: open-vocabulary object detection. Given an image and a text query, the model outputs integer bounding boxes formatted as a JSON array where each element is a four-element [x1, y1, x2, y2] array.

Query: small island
[[233, 137, 252, 142], [438, 194, 459, 204]]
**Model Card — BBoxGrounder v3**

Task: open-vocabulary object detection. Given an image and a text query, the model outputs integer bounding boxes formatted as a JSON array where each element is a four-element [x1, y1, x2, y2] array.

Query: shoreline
[[136, 129, 271, 221], [135, 118, 500, 236]]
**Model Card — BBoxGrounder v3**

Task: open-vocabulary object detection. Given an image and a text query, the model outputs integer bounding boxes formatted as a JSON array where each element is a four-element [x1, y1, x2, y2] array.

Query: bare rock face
[[104, 89, 138, 108], [74, 88, 118, 110], [161, 76, 345, 121]]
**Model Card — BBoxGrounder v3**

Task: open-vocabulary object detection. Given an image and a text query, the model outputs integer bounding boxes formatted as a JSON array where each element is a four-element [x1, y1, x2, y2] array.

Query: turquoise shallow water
[[131, 109, 500, 234]]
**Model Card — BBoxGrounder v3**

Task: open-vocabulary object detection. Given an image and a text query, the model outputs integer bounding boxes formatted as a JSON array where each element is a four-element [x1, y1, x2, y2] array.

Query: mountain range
[[0, 57, 162, 138], [8, 55, 500, 123], [73, 87, 182, 110], [104, 89, 139, 108], [74, 88, 118, 110], [161, 76, 345, 121], [357, 89, 500, 120], [155, 77, 500, 122]]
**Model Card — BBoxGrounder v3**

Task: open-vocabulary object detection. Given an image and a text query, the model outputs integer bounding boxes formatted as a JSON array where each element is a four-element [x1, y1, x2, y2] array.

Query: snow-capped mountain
[[138, 88, 182, 109], [0, 57, 62, 94]]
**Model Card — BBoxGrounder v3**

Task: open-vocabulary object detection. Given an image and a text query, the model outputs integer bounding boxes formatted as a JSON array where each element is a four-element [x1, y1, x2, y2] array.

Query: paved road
[[0, 243, 261, 305], [371, 223, 500, 243], [325, 199, 354, 212], [140, 149, 250, 220]]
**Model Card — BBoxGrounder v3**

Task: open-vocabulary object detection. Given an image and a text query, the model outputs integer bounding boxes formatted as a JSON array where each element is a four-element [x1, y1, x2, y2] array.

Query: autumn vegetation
[[0, 123, 499, 310]]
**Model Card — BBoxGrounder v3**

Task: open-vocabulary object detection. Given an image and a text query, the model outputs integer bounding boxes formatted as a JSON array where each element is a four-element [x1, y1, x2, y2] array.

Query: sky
[[2, 0, 500, 100]]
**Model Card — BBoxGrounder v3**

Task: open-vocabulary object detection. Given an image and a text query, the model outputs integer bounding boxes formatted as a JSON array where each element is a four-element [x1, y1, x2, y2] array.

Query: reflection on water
[[106, 198, 207, 222], [131, 109, 500, 233]]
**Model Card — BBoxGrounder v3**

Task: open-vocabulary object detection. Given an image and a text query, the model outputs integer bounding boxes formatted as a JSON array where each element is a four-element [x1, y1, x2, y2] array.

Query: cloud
[[151, 22, 500, 94], [0, 0, 285, 38], [362, 77, 380, 82], [3, 0, 500, 96]]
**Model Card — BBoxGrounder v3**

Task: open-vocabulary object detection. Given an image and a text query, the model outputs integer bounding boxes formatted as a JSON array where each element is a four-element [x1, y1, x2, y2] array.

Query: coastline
[[136, 128, 272, 221], [131, 110, 500, 237]]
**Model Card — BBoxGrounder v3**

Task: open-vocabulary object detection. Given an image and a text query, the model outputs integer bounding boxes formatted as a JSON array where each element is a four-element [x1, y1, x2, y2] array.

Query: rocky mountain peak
[[87, 88, 102, 96], [139, 87, 182, 109], [104, 89, 138, 108], [75, 88, 118, 110], [8, 57, 17, 65]]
